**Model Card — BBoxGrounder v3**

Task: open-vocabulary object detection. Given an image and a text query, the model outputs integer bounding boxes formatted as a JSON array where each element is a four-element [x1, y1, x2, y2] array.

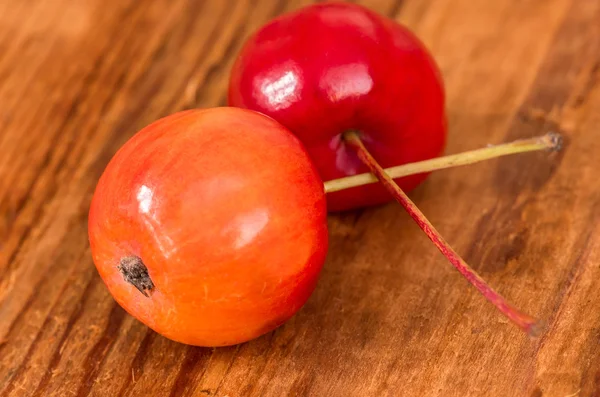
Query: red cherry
[[229, 2, 446, 212], [88, 107, 328, 347], [228, 3, 561, 335]]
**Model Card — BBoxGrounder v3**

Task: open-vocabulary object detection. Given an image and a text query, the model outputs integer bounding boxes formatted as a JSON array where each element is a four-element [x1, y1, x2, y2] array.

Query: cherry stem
[[342, 131, 546, 337], [324, 132, 562, 193]]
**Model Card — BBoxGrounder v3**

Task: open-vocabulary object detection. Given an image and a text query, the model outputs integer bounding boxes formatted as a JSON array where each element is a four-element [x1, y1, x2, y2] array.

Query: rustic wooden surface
[[1, 0, 599, 396]]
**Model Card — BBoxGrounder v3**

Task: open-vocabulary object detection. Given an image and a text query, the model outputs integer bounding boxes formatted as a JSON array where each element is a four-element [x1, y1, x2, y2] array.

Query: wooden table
[[1, 0, 599, 396]]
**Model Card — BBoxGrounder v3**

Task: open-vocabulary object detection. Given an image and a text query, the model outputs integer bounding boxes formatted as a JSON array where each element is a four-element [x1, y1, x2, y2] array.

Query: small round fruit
[[88, 107, 328, 347], [229, 2, 447, 211]]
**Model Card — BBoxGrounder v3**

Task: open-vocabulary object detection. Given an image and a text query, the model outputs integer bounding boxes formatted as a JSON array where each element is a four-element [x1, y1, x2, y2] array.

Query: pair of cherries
[[88, 3, 559, 346]]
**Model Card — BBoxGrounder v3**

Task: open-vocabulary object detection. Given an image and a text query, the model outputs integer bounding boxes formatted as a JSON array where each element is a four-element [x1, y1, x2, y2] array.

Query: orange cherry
[[88, 107, 328, 346]]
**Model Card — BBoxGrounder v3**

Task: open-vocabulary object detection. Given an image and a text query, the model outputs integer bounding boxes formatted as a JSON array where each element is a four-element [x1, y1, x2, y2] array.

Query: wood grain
[[1, 0, 599, 396]]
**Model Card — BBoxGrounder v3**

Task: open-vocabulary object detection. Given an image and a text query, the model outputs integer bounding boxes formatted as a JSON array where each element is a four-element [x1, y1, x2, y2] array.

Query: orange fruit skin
[[88, 107, 328, 346]]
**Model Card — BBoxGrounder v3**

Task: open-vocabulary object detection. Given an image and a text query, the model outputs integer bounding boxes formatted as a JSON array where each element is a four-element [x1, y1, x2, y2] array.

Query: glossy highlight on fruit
[[88, 107, 328, 346], [229, 2, 447, 211]]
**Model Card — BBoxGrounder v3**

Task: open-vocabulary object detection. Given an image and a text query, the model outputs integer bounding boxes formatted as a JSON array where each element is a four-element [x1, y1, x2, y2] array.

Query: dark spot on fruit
[[117, 256, 155, 297]]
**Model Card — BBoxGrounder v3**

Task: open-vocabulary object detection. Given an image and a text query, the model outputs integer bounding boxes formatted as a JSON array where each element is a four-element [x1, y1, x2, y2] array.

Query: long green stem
[[324, 132, 562, 193]]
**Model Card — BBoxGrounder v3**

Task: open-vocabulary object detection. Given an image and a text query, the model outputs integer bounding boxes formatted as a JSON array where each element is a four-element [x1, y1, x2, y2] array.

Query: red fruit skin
[[229, 2, 447, 212], [88, 107, 328, 347]]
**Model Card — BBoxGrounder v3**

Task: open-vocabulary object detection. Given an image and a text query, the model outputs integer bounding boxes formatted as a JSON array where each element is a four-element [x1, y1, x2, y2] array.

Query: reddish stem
[[343, 131, 544, 337]]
